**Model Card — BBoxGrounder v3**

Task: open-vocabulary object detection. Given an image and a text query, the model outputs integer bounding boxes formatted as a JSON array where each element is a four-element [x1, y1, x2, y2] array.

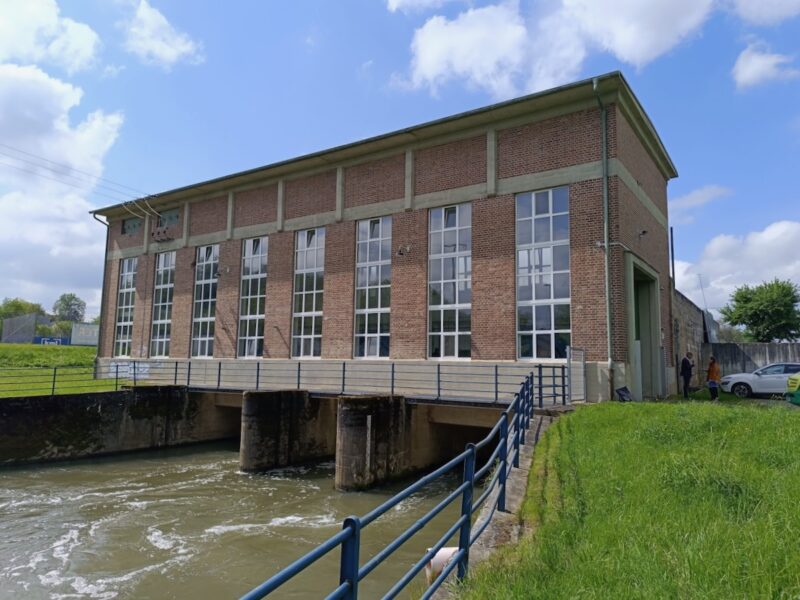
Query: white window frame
[[516, 186, 571, 360], [150, 251, 175, 358], [191, 244, 219, 358], [354, 216, 391, 358], [113, 257, 138, 357], [292, 228, 325, 358], [428, 203, 472, 359], [238, 236, 268, 358]]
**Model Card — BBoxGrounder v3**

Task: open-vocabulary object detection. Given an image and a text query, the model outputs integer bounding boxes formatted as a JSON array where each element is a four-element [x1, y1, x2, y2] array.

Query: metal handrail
[[238, 370, 540, 599]]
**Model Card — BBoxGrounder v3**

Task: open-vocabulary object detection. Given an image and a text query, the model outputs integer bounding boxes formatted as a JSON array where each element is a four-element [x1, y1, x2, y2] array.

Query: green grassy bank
[[0, 343, 106, 397], [459, 402, 800, 599]]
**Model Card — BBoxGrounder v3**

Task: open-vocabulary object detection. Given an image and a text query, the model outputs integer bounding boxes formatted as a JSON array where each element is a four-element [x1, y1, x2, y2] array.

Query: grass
[[0, 343, 115, 397], [458, 402, 800, 599]]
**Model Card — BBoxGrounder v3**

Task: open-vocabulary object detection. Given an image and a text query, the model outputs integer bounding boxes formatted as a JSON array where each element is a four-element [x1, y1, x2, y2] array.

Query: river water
[[0, 442, 463, 599]]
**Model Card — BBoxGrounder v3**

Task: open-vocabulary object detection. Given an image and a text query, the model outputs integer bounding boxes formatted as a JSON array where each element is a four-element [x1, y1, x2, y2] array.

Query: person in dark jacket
[[680, 352, 694, 398]]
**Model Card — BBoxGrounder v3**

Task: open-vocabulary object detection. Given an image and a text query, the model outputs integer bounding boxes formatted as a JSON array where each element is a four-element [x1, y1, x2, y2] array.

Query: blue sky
[[0, 0, 799, 317]]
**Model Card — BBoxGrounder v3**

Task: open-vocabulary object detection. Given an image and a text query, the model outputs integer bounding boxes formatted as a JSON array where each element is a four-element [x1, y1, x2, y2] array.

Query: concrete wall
[[0, 387, 240, 465], [701, 343, 800, 376]]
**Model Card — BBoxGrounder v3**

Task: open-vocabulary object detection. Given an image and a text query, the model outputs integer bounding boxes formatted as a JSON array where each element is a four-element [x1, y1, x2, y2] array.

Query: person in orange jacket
[[707, 356, 722, 401]]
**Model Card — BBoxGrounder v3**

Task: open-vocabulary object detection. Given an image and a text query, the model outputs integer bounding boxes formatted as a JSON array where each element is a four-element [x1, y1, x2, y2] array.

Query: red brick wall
[[472, 194, 516, 360], [285, 170, 337, 220], [568, 179, 611, 362], [108, 219, 144, 251], [615, 107, 667, 215], [344, 154, 405, 208], [214, 239, 243, 357], [190, 196, 227, 236], [99, 258, 119, 357], [169, 246, 196, 358], [322, 222, 355, 358], [132, 253, 154, 358], [390, 208, 429, 358], [497, 108, 615, 179], [611, 176, 672, 363], [415, 135, 486, 195], [234, 185, 278, 227], [263, 231, 294, 358]]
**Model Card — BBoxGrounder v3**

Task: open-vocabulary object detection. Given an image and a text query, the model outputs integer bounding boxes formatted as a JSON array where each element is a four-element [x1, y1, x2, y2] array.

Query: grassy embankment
[[0, 343, 112, 397], [459, 401, 800, 599]]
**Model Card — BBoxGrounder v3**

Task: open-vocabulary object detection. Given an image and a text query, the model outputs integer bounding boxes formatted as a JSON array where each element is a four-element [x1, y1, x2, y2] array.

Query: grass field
[[0, 343, 112, 397], [459, 402, 800, 599]]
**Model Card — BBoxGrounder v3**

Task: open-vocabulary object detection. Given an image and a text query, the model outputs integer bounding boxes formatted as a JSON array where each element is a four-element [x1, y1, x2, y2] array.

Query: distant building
[[71, 323, 100, 346], [92, 72, 678, 401], [1, 314, 52, 344]]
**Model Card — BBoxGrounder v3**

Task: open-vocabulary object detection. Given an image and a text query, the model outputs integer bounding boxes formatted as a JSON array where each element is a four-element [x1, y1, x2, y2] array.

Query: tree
[[720, 279, 800, 342], [52, 293, 86, 323], [0, 297, 45, 320]]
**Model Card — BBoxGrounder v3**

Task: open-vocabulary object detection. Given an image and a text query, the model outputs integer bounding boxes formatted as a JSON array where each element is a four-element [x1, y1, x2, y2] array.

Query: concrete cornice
[[93, 72, 676, 219]]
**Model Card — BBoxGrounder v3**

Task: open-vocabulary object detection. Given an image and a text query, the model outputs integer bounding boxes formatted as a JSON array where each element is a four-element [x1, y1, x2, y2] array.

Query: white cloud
[[669, 185, 732, 224], [732, 41, 799, 89], [387, 0, 460, 13], [0, 0, 100, 73], [0, 64, 123, 316], [405, 3, 528, 98], [123, 0, 203, 70], [398, 0, 715, 97], [675, 221, 800, 314], [732, 0, 800, 25]]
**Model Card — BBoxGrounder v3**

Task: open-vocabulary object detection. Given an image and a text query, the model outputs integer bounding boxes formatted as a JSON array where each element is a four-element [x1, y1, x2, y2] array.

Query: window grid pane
[[428, 203, 471, 358], [238, 237, 268, 357], [292, 228, 325, 357], [191, 245, 219, 357], [114, 257, 138, 357], [150, 251, 175, 357], [355, 217, 391, 358], [516, 187, 570, 359]]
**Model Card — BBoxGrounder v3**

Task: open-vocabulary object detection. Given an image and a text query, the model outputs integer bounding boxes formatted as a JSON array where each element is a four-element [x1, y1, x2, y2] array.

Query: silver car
[[720, 363, 800, 398]]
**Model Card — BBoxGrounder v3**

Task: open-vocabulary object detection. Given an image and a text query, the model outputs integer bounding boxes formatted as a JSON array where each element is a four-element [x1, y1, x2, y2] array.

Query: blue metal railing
[[239, 371, 539, 600]]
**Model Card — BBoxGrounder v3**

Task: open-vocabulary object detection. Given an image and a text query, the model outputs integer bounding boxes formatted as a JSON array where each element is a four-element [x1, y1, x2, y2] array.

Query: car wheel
[[732, 383, 751, 398]]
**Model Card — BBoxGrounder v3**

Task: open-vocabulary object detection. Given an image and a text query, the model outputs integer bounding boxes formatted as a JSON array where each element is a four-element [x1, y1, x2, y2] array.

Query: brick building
[[93, 72, 677, 401]]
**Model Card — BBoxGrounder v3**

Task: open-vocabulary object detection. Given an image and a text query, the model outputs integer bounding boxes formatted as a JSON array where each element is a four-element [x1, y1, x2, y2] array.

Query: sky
[[0, 0, 798, 319]]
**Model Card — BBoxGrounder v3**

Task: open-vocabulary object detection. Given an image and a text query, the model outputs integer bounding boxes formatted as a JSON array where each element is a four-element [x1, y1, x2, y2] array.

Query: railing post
[[339, 516, 361, 600], [494, 364, 499, 403], [537, 365, 543, 409], [133, 361, 137, 388], [436, 363, 441, 400], [187, 362, 192, 386], [297, 362, 301, 390], [457, 444, 476, 580], [560, 365, 566, 405], [341, 361, 346, 394], [255, 361, 261, 390], [217, 362, 222, 389], [51, 367, 57, 396], [390, 362, 395, 397], [517, 392, 525, 448], [173, 361, 178, 386], [115, 364, 119, 392], [498, 417, 508, 511]]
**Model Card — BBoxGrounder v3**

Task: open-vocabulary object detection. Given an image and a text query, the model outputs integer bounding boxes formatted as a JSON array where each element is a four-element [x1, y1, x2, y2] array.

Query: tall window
[[355, 216, 391, 358], [292, 228, 325, 357], [191, 244, 219, 357], [428, 203, 471, 358], [150, 251, 175, 357], [516, 186, 570, 359], [113, 257, 138, 357], [238, 237, 268, 357]]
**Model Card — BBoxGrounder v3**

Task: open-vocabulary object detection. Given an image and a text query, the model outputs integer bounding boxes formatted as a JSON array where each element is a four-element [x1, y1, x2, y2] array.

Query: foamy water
[[0, 442, 460, 599]]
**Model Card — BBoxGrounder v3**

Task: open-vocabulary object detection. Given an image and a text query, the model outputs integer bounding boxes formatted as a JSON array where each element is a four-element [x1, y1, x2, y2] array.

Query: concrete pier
[[334, 395, 410, 491], [239, 390, 337, 472]]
